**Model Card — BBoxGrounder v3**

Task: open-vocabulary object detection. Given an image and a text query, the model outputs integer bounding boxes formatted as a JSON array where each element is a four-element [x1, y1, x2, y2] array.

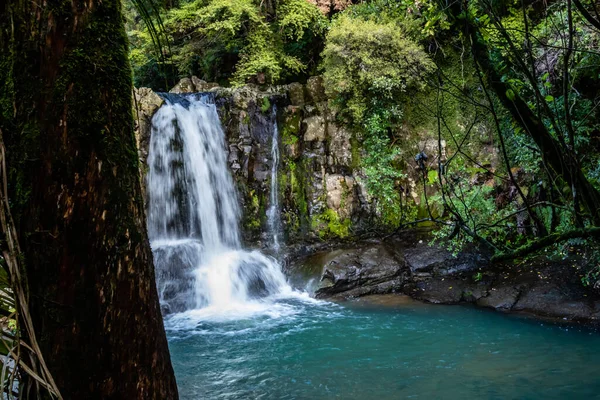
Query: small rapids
[[146, 93, 301, 319]]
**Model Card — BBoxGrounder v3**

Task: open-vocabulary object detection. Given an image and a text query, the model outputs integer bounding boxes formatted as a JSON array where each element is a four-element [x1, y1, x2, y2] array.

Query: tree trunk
[[0, 1, 178, 398], [462, 16, 600, 225]]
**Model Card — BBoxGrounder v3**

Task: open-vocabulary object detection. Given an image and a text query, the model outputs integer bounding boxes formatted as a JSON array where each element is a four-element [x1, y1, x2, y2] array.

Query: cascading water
[[146, 93, 293, 317], [266, 107, 282, 252]]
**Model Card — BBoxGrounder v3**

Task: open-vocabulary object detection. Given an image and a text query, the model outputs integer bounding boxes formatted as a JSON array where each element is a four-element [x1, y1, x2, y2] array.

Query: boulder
[[133, 87, 164, 182], [169, 77, 195, 93], [411, 279, 467, 304], [308, 244, 409, 299], [513, 283, 595, 320], [191, 76, 219, 92], [477, 286, 521, 310]]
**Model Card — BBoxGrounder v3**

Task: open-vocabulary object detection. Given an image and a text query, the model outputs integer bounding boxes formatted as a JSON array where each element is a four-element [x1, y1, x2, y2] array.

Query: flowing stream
[[147, 93, 600, 400]]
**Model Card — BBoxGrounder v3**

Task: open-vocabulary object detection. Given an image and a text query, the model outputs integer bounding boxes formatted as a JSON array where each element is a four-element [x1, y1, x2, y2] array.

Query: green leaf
[[545, 95, 554, 102], [506, 89, 515, 101]]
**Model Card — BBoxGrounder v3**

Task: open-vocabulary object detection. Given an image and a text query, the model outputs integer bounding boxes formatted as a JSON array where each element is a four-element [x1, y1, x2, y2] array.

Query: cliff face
[[134, 77, 375, 246], [134, 76, 502, 247]]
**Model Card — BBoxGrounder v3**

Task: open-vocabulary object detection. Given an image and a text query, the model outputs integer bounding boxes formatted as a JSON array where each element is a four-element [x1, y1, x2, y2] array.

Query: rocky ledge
[[288, 229, 600, 325]]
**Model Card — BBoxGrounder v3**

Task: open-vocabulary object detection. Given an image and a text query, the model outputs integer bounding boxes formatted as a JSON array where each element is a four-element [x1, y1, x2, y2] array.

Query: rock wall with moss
[[134, 77, 373, 245], [134, 76, 501, 246]]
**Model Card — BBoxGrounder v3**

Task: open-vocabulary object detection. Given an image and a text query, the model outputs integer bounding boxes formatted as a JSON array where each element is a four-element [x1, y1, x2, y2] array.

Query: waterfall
[[266, 107, 282, 252], [147, 93, 290, 315]]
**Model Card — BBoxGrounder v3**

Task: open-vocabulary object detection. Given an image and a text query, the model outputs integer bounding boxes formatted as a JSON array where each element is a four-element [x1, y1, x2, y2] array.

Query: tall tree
[[0, 0, 178, 398], [445, 0, 600, 225]]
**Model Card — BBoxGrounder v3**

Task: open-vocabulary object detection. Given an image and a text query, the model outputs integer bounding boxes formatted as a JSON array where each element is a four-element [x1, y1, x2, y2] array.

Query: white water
[[266, 107, 282, 252], [147, 94, 296, 317]]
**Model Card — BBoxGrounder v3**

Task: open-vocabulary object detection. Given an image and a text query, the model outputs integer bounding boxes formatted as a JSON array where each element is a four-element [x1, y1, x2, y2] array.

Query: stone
[[325, 174, 355, 219], [288, 82, 305, 106], [477, 286, 521, 310], [303, 115, 326, 142], [169, 77, 195, 93], [404, 244, 454, 274], [513, 283, 594, 320], [134, 87, 164, 116], [306, 76, 326, 103], [413, 279, 466, 304], [133, 87, 164, 174], [311, 244, 408, 299], [228, 145, 239, 163], [327, 123, 352, 167], [191, 76, 219, 92]]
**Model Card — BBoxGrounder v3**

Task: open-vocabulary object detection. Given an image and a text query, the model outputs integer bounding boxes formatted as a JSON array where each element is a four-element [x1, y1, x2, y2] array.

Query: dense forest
[[128, 0, 600, 278], [1, 0, 600, 398]]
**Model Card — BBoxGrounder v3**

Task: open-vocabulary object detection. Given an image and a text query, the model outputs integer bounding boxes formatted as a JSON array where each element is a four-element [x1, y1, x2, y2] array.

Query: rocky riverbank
[[287, 229, 600, 326]]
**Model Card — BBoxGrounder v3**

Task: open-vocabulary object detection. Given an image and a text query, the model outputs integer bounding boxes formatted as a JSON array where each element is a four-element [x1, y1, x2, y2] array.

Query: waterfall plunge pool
[[165, 294, 600, 400], [147, 94, 600, 399]]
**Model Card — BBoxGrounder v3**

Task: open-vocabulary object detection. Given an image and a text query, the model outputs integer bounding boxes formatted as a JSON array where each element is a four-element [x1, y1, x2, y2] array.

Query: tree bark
[[0, 0, 178, 398]]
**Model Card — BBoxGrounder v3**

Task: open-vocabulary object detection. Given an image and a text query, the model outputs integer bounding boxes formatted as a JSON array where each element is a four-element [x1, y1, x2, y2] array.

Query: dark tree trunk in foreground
[[0, 0, 178, 398]]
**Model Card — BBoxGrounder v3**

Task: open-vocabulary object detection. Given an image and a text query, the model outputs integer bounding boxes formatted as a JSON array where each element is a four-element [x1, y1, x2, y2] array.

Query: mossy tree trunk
[[0, 0, 178, 398]]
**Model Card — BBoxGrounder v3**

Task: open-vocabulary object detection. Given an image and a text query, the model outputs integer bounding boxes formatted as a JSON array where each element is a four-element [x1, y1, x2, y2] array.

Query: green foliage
[[322, 14, 433, 124], [278, 0, 328, 41], [343, 0, 450, 40], [432, 177, 517, 254], [127, 0, 328, 88], [321, 12, 433, 227]]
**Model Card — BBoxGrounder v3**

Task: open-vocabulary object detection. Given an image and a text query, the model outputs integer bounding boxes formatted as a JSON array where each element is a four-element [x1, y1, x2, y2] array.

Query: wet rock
[[133, 87, 164, 200], [404, 242, 481, 276], [477, 286, 520, 310], [513, 283, 594, 320], [327, 123, 352, 168], [405, 245, 453, 274], [412, 279, 466, 304], [310, 244, 409, 299]]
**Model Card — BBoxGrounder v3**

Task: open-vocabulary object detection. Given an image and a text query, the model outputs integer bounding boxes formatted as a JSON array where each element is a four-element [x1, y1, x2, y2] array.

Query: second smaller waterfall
[[267, 107, 282, 252]]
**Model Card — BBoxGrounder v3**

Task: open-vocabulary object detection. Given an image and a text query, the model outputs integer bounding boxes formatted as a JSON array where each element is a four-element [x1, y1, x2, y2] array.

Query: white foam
[[147, 94, 299, 318]]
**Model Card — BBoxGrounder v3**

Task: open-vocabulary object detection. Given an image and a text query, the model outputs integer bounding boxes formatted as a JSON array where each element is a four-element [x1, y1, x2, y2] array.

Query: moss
[[282, 110, 301, 146], [290, 160, 309, 219], [260, 96, 271, 113], [283, 133, 299, 146], [311, 208, 351, 239], [278, 156, 310, 237], [243, 189, 265, 232], [339, 178, 350, 210]]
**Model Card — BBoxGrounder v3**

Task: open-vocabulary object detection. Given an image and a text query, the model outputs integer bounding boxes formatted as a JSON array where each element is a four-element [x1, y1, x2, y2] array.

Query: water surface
[[166, 296, 600, 399]]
